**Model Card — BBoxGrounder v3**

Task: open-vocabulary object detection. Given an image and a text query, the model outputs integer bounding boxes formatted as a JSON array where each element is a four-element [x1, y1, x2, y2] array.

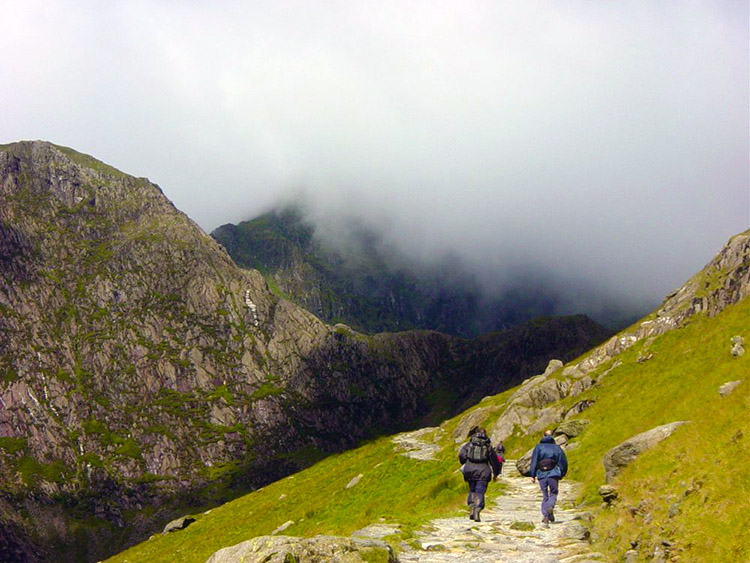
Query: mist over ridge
[[2, 1, 747, 323], [216, 198, 657, 332]]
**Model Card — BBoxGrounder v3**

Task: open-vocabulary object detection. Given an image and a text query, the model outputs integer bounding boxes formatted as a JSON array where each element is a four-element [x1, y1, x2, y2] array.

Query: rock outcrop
[[204, 535, 397, 563], [602, 422, 689, 483]]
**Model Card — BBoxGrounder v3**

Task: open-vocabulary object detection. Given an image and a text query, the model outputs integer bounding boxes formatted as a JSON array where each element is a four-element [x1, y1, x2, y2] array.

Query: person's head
[[544, 429, 553, 437], [467, 426, 480, 438]]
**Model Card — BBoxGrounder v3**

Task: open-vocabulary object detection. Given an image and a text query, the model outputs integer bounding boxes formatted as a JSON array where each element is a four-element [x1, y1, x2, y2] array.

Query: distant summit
[[212, 205, 639, 336]]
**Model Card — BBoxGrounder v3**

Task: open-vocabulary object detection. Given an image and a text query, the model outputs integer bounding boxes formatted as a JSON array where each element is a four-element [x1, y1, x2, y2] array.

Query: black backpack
[[466, 436, 491, 463]]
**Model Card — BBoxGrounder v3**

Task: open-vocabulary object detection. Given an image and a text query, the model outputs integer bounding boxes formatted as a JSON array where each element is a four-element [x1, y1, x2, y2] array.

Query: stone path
[[392, 461, 605, 562]]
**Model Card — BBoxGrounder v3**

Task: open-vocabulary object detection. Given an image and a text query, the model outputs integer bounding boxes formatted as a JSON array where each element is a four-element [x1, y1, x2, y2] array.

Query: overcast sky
[[2, 1, 748, 313]]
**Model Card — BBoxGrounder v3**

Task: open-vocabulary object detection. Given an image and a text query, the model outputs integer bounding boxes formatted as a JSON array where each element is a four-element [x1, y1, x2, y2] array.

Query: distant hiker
[[529, 429, 568, 525], [495, 442, 505, 475], [458, 426, 502, 522]]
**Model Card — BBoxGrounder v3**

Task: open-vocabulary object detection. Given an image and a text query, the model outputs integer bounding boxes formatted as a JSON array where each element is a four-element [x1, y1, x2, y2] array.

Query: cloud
[[1, 1, 747, 315]]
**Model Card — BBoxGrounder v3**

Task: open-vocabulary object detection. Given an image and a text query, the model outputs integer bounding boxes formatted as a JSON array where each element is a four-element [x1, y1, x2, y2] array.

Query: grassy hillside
[[105, 424, 504, 562], [109, 293, 748, 562], [497, 297, 749, 561]]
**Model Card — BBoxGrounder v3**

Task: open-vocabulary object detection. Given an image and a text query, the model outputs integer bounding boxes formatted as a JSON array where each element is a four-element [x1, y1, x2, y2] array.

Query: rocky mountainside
[[212, 207, 637, 336], [0, 141, 611, 562], [108, 229, 749, 563]]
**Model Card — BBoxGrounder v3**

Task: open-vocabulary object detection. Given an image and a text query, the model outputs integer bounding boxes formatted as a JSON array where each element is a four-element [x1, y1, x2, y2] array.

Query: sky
[[2, 1, 748, 317]]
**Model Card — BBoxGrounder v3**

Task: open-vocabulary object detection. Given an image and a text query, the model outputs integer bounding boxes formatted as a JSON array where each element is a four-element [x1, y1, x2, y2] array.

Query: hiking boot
[[542, 516, 550, 526], [474, 509, 482, 522], [547, 507, 555, 522]]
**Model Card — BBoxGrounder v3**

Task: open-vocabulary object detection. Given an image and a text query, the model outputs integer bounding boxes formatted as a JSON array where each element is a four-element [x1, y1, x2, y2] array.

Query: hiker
[[529, 429, 568, 525], [495, 442, 505, 475], [458, 426, 502, 522]]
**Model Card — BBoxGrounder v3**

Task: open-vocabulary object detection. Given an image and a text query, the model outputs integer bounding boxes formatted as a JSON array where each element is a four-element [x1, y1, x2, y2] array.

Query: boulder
[[543, 359, 564, 376], [731, 335, 745, 356], [271, 521, 294, 535], [554, 420, 590, 439], [345, 474, 363, 489], [488, 404, 536, 444], [563, 400, 595, 420], [718, 380, 742, 397], [598, 484, 618, 504], [515, 447, 534, 477], [602, 422, 689, 483], [162, 515, 196, 534], [205, 535, 397, 563], [570, 376, 594, 397], [562, 523, 590, 540], [526, 406, 565, 436], [452, 407, 500, 443]]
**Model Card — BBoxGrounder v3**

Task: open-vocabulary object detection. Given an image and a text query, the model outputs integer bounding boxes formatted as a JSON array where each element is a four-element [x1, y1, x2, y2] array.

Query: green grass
[[107, 419, 505, 563], [554, 298, 749, 561], [108, 296, 748, 563]]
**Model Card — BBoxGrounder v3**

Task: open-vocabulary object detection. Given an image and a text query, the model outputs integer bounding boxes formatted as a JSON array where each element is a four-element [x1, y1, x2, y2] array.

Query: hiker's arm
[[529, 447, 539, 482]]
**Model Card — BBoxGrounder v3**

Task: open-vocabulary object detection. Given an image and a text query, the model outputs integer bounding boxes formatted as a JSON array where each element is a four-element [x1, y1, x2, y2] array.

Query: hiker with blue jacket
[[458, 426, 503, 522], [529, 429, 568, 525]]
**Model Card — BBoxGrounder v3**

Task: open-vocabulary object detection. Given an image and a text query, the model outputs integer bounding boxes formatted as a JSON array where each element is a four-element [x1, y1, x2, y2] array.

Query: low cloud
[[1, 1, 747, 319]]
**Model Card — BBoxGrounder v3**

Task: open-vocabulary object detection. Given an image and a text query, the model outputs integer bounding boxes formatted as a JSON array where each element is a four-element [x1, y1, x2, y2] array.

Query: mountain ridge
[[211, 206, 642, 336], [108, 229, 749, 563], [0, 141, 611, 562]]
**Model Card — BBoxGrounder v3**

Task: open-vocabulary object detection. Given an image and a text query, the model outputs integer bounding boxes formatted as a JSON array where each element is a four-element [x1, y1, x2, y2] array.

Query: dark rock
[[598, 484, 618, 504], [563, 399, 596, 420], [162, 515, 196, 534]]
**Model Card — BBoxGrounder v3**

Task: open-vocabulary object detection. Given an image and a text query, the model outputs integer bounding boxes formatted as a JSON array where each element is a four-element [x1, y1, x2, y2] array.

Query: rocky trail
[[357, 459, 605, 563]]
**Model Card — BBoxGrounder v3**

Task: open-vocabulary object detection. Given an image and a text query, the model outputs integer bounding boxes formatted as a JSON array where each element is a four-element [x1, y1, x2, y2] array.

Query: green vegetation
[[107, 414, 505, 563], [54, 144, 128, 178], [0, 436, 27, 454], [108, 295, 747, 563]]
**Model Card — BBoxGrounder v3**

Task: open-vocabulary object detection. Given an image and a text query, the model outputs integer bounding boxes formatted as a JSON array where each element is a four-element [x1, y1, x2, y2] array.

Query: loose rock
[[602, 422, 689, 482], [162, 515, 195, 534], [718, 380, 742, 396]]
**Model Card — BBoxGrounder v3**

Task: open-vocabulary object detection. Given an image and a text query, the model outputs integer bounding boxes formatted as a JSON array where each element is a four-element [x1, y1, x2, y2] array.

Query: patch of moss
[[18, 456, 66, 485], [0, 436, 27, 454]]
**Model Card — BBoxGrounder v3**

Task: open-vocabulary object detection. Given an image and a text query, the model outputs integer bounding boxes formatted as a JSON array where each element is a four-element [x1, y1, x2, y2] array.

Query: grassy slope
[[106, 421, 506, 563], [109, 299, 748, 562]]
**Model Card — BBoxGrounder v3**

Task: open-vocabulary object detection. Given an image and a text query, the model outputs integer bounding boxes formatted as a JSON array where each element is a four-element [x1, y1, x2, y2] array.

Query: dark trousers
[[538, 476, 559, 517], [467, 479, 489, 509]]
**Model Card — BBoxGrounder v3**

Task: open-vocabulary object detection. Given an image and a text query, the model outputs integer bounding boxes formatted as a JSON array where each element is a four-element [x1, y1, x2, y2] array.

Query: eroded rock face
[[204, 535, 397, 563], [602, 422, 689, 483]]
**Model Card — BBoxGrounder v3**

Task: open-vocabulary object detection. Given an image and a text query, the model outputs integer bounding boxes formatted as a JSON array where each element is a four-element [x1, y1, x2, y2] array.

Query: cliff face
[[0, 142, 611, 562]]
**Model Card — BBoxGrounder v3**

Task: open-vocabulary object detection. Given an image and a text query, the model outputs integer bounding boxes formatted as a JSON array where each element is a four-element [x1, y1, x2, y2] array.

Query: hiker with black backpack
[[458, 426, 502, 522], [529, 429, 568, 525]]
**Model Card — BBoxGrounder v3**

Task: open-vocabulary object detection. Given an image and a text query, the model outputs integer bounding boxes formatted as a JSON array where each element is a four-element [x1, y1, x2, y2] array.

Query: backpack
[[466, 436, 491, 463]]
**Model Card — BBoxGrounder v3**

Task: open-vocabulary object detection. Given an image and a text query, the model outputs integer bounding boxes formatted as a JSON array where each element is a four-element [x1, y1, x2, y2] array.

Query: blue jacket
[[529, 436, 568, 479]]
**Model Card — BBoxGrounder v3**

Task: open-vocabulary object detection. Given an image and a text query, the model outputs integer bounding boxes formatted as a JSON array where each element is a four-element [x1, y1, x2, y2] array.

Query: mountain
[[108, 230, 749, 563], [0, 141, 611, 562], [211, 207, 639, 336]]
